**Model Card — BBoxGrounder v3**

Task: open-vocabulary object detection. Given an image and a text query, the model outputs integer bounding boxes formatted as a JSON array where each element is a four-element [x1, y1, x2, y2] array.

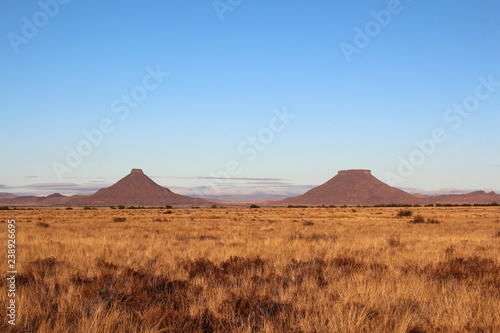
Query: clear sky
[[1, 0, 499, 198]]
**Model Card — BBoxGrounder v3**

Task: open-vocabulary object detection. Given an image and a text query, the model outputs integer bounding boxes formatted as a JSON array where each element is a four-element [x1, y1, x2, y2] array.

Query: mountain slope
[[0, 193, 17, 199], [67, 169, 208, 206], [280, 170, 423, 206]]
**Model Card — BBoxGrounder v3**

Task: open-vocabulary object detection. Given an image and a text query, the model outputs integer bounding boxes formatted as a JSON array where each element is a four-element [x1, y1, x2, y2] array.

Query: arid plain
[[1, 206, 499, 332]]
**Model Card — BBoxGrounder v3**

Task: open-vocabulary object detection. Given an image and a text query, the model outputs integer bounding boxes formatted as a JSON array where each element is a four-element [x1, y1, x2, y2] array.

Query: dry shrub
[[409, 215, 440, 224], [198, 235, 219, 240], [397, 209, 413, 217], [425, 256, 500, 293], [444, 245, 455, 258], [387, 234, 402, 247], [251, 272, 293, 289], [70, 272, 93, 286], [331, 256, 359, 268], [407, 326, 426, 333], [369, 262, 389, 273], [190, 309, 228, 333], [151, 309, 191, 332], [220, 291, 292, 331], [183, 256, 266, 281], [410, 215, 425, 223], [399, 262, 422, 276], [94, 258, 119, 279], [328, 256, 368, 275], [221, 256, 266, 276], [143, 308, 224, 333], [168, 309, 228, 333], [285, 258, 328, 287], [112, 217, 126, 222], [183, 258, 222, 280], [36, 221, 50, 228], [24, 257, 60, 280], [15, 272, 33, 287], [74, 265, 192, 313]]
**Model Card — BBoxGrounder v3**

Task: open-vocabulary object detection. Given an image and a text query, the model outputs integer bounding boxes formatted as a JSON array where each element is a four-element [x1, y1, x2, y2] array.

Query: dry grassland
[[1, 206, 499, 332]]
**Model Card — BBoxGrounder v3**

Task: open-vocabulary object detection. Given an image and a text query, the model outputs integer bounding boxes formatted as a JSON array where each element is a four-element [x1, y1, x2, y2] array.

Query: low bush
[[397, 209, 413, 217], [426, 218, 440, 224], [387, 234, 402, 247], [409, 215, 440, 224], [411, 215, 425, 223]]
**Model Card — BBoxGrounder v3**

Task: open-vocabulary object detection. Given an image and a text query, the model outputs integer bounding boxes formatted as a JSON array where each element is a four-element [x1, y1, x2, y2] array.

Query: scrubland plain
[[1, 206, 499, 332]]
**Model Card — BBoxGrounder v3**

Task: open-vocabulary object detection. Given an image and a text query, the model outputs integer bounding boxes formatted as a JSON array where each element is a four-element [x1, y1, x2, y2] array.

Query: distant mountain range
[[0, 193, 18, 200], [1, 169, 499, 206]]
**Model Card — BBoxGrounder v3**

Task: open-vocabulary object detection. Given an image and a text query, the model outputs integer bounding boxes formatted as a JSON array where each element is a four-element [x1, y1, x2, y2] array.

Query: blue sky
[[1, 0, 499, 198]]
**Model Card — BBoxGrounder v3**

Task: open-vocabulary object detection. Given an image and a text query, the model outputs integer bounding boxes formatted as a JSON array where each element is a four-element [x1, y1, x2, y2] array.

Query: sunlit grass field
[[1, 206, 499, 332]]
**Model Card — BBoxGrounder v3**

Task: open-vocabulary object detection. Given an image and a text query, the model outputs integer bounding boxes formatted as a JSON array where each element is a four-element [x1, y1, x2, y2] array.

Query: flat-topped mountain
[[280, 169, 424, 206]]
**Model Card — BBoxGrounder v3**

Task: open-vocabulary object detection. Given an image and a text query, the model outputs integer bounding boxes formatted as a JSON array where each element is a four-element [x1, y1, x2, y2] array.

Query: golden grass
[[1, 206, 499, 332]]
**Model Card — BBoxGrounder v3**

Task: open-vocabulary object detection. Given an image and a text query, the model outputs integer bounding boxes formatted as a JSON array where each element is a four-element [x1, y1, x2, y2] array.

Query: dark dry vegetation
[[1, 206, 499, 332]]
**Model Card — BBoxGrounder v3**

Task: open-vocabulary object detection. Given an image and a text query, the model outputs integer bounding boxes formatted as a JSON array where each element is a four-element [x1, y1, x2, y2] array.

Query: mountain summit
[[68, 169, 208, 206], [281, 169, 423, 206]]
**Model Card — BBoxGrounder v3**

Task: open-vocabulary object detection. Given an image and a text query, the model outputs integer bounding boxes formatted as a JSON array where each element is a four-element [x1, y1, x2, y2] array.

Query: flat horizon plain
[[1, 206, 499, 332]]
